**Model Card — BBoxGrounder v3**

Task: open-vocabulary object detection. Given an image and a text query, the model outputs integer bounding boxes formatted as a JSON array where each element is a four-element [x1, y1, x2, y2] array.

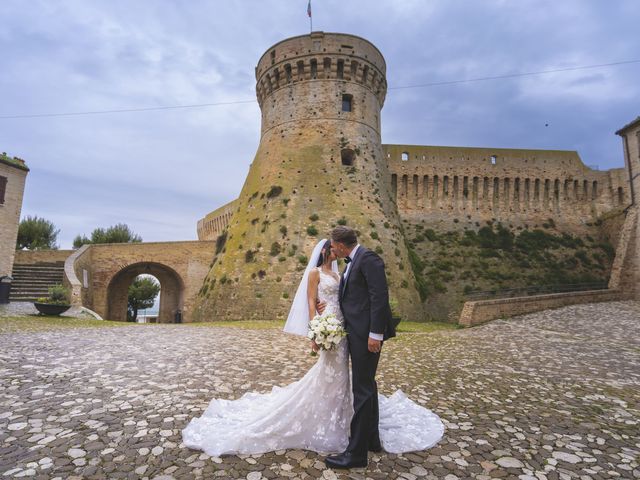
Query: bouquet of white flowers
[[307, 312, 347, 356]]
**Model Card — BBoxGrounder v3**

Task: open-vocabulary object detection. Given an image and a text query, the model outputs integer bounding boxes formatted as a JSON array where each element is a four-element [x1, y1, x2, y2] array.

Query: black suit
[[339, 246, 395, 457]]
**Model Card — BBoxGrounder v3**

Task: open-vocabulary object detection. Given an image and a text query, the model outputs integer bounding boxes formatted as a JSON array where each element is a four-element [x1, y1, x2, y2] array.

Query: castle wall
[[0, 156, 29, 278], [197, 199, 238, 241], [385, 144, 629, 232]]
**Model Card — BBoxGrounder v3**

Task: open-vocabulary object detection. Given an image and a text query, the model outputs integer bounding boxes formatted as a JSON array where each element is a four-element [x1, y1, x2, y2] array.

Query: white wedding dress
[[182, 268, 444, 456]]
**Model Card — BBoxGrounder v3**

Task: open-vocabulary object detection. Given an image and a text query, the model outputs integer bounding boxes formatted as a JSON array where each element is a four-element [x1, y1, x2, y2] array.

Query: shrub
[[282, 292, 289, 299], [370, 231, 379, 240], [215, 231, 227, 254], [278, 256, 286, 262], [220, 275, 229, 285], [279, 225, 288, 236], [266, 186, 283, 198], [574, 250, 591, 265], [424, 229, 437, 241], [298, 255, 308, 265], [38, 284, 70, 305], [598, 242, 615, 260], [375, 246, 383, 254], [269, 242, 281, 256], [337, 217, 347, 225], [245, 250, 256, 263], [307, 225, 318, 236], [309, 213, 319, 222]]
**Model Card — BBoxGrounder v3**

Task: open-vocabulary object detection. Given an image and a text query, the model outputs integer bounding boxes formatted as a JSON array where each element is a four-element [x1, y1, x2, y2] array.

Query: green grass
[[1, 315, 460, 334], [396, 321, 460, 333], [192, 319, 458, 332], [191, 319, 286, 329], [0, 315, 135, 334]]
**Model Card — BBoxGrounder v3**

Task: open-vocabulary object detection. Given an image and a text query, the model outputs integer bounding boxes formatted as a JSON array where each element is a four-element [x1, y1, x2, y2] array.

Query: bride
[[181, 239, 444, 456]]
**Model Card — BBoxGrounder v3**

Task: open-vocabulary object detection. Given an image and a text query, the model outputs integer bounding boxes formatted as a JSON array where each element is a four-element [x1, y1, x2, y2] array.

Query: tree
[[74, 223, 142, 248], [127, 276, 160, 322], [16, 215, 60, 250]]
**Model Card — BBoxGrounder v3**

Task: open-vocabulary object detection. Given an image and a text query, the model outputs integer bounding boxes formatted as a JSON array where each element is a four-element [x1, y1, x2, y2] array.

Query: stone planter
[[34, 302, 71, 316]]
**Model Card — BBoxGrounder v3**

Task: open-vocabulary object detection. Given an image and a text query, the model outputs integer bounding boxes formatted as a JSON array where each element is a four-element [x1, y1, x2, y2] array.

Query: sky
[[1, 0, 638, 249]]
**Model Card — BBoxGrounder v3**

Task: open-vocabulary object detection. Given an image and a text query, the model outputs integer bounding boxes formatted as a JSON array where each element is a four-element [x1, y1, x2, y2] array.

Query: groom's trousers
[[347, 336, 381, 457]]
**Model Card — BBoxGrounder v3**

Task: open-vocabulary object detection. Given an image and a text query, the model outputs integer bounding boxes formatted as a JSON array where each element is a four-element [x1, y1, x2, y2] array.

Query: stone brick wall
[[0, 157, 28, 277], [386, 144, 629, 234], [64, 241, 215, 322], [197, 199, 238, 241], [458, 288, 628, 326], [14, 249, 73, 265]]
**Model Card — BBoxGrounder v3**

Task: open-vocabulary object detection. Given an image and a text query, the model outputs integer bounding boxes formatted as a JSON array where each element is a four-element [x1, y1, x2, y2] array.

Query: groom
[[325, 226, 395, 469]]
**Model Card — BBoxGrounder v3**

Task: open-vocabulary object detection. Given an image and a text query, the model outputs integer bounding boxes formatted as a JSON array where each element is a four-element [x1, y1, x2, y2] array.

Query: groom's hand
[[368, 338, 382, 353], [316, 300, 327, 314]]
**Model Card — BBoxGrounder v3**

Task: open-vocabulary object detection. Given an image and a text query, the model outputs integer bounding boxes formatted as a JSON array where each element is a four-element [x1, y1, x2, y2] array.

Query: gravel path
[[1, 301, 638, 479]]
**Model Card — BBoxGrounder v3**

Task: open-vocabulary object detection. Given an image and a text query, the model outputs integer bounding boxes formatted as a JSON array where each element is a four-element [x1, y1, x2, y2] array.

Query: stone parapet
[[14, 249, 74, 265], [458, 289, 629, 326]]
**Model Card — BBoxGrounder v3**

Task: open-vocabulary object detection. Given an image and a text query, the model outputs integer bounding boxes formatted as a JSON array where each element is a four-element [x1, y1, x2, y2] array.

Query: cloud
[[1, 0, 638, 248]]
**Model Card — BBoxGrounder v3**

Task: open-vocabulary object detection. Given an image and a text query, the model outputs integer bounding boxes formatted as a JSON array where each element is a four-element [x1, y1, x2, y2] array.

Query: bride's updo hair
[[316, 240, 332, 267]]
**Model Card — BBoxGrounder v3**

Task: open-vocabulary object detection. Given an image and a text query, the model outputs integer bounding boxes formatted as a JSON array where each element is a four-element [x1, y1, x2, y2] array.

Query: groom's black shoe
[[325, 452, 367, 469], [368, 443, 382, 453]]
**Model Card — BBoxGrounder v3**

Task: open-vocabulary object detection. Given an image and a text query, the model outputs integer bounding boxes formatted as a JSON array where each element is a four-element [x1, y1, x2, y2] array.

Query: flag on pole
[[307, 0, 312, 17]]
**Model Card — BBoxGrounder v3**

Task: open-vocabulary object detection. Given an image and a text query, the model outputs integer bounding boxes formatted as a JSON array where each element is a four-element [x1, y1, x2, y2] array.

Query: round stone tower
[[193, 32, 425, 321]]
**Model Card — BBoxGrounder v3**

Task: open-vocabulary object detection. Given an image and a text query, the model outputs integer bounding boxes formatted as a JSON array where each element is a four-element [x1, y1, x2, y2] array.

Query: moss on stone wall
[[404, 220, 614, 321]]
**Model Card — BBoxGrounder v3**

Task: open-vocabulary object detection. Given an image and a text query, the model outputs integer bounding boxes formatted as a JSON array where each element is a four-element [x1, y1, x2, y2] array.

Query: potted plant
[[34, 284, 71, 316], [389, 298, 402, 328]]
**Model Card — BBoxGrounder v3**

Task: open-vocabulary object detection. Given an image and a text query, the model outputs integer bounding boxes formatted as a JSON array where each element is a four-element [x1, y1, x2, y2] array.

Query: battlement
[[197, 199, 238, 241], [255, 32, 387, 108], [383, 144, 630, 231]]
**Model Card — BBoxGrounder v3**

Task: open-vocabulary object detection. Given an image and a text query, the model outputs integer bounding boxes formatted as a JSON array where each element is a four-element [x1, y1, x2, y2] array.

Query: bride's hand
[[316, 300, 327, 315], [310, 340, 320, 353]]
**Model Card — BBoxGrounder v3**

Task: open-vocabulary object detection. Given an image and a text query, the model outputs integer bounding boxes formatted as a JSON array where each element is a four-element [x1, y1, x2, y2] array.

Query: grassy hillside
[[401, 220, 615, 321]]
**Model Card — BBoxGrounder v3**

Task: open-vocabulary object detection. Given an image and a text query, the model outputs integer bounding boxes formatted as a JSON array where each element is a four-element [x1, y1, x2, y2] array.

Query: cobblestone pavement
[[1, 301, 639, 480]]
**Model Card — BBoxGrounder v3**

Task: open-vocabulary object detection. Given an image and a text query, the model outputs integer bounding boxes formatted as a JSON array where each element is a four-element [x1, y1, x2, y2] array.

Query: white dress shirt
[[343, 244, 384, 342]]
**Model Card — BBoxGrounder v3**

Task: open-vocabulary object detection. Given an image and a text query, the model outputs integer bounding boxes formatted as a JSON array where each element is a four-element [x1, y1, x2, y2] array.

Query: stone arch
[[106, 262, 184, 323]]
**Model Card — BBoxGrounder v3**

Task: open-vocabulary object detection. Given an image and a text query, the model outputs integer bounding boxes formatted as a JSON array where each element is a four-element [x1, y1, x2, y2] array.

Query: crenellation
[[383, 143, 630, 232]]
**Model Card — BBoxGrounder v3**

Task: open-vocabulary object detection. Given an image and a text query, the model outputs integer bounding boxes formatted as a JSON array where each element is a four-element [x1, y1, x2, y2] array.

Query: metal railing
[[464, 282, 608, 301]]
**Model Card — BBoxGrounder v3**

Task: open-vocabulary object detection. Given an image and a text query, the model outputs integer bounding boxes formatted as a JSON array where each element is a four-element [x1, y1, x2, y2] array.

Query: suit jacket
[[339, 247, 396, 342]]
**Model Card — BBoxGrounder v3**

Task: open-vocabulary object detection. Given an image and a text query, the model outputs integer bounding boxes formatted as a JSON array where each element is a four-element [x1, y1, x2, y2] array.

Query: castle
[[193, 31, 632, 322], [4, 32, 637, 324]]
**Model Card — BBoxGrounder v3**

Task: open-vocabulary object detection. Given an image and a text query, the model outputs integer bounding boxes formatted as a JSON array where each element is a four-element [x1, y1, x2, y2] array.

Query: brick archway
[[107, 262, 184, 323]]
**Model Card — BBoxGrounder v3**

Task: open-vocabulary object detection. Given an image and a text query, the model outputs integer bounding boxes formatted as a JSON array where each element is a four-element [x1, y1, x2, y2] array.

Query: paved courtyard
[[1, 301, 639, 479]]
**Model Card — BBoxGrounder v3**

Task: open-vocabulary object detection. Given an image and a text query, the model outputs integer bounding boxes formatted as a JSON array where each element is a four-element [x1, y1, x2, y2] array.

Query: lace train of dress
[[181, 268, 444, 456]]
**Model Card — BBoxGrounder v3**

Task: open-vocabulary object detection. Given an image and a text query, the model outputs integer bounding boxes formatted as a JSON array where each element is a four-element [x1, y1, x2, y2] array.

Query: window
[[337, 60, 344, 79], [310, 59, 318, 79], [341, 149, 355, 166], [362, 65, 369, 84], [490, 155, 497, 165], [0, 175, 6, 204], [342, 94, 352, 112], [270, 50, 276, 64], [401, 152, 409, 161], [323, 57, 331, 75]]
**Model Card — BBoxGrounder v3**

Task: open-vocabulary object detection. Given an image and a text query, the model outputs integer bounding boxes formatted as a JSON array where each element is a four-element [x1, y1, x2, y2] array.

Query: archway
[[106, 262, 184, 323]]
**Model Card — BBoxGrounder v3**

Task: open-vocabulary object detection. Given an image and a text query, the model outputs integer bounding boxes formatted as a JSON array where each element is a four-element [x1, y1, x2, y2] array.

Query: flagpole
[[308, 0, 312, 33]]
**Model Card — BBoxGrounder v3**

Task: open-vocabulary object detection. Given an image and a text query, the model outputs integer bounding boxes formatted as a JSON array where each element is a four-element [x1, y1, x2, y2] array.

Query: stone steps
[[8, 263, 65, 302]]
